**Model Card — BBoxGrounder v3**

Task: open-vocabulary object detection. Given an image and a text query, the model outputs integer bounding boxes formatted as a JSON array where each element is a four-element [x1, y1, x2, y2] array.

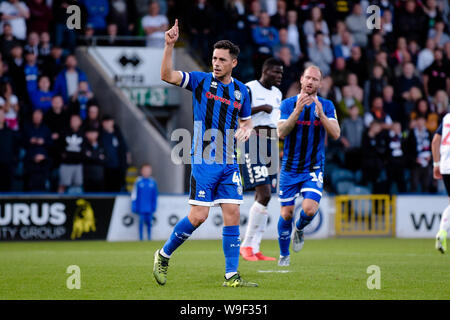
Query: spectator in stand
[[402, 86, 424, 121], [407, 39, 420, 66], [260, 0, 277, 17], [24, 31, 40, 56], [345, 2, 370, 48], [22, 108, 52, 191], [361, 121, 389, 193], [422, 48, 450, 98], [428, 20, 450, 48], [0, 22, 20, 59], [423, 0, 444, 29], [303, 6, 330, 47], [7, 44, 27, 102], [69, 81, 94, 121], [390, 37, 410, 68], [346, 46, 367, 87], [398, 0, 429, 44], [331, 56, 350, 89], [276, 45, 299, 97], [58, 114, 85, 193], [331, 20, 347, 47], [395, 62, 424, 100], [187, 0, 213, 62], [0, 82, 19, 131], [270, 0, 287, 30], [53, 54, 89, 104], [386, 122, 407, 193], [380, 7, 395, 51], [42, 46, 65, 83], [78, 0, 109, 35], [141, 1, 168, 48], [24, 52, 40, 95], [364, 64, 388, 109], [366, 31, 388, 63], [382, 85, 403, 124], [252, 11, 279, 72], [444, 41, 450, 62], [107, 0, 137, 36], [406, 116, 433, 193], [38, 32, 52, 62], [82, 103, 101, 132], [373, 50, 394, 83], [431, 90, 449, 120], [224, 0, 247, 47], [307, 31, 333, 76], [29, 75, 54, 113], [44, 94, 69, 190], [52, 0, 78, 52], [342, 73, 363, 106], [333, 30, 353, 60], [318, 75, 338, 107], [410, 98, 439, 133], [100, 115, 130, 192], [82, 127, 106, 192], [364, 96, 393, 130], [273, 28, 296, 63], [417, 38, 436, 72], [0, 60, 11, 84], [337, 85, 364, 120], [0, 108, 19, 191], [27, 0, 52, 34], [246, 0, 261, 29], [340, 104, 364, 170], [286, 10, 303, 62], [0, 0, 30, 41], [97, 23, 122, 46]]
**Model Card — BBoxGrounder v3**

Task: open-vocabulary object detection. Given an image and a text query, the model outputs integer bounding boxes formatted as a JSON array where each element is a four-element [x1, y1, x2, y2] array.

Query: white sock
[[225, 272, 237, 279], [242, 201, 267, 248], [252, 208, 268, 254], [159, 248, 171, 259], [440, 205, 450, 233]]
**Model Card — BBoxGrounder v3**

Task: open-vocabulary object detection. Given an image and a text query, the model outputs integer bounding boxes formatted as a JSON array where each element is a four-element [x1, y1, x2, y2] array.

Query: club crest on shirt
[[234, 90, 242, 100], [211, 81, 218, 89]]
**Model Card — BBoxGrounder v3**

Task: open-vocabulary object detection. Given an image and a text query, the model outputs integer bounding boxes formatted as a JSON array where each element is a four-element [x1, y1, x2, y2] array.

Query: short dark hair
[[213, 40, 240, 59], [262, 57, 283, 72]]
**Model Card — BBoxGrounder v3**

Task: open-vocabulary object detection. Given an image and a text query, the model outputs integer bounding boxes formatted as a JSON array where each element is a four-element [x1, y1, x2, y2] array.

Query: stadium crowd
[[0, 0, 448, 195]]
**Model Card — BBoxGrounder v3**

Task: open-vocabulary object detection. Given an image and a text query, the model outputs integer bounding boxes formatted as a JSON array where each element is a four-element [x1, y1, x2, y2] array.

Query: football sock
[[252, 204, 269, 253], [223, 225, 240, 276], [242, 201, 267, 249], [296, 210, 317, 231], [161, 216, 196, 258], [440, 205, 450, 232], [278, 216, 292, 257]]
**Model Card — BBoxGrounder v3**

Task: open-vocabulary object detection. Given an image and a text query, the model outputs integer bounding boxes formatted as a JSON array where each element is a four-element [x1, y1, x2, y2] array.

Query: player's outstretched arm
[[161, 19, 183, 86], [432, 133, 442, 180]]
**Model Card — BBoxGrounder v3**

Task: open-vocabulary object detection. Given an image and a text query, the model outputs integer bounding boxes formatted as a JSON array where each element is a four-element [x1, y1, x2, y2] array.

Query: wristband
[[433, 161, 440, 168]]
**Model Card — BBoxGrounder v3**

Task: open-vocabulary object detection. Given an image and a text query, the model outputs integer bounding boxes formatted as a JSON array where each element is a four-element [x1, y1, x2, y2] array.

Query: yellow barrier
[[335, 195, 396, 236]]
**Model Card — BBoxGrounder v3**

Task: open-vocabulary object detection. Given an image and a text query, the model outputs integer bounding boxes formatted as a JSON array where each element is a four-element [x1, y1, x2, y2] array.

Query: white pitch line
[[257, 270, 291, 273]]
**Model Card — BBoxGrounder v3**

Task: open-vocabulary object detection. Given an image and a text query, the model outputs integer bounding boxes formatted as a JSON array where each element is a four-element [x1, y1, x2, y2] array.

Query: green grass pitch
[[1, 238, 449, 300]]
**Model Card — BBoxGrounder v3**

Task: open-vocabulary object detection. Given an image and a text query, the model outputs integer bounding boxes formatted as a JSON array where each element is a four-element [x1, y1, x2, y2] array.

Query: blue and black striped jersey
[[279, 95, 337, 173], [179, 71, 251, 164]]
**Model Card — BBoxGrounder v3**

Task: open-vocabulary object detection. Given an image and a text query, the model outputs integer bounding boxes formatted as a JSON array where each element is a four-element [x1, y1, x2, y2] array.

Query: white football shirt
[[440, 113, 450, 174], [245, 80, 282, 128]]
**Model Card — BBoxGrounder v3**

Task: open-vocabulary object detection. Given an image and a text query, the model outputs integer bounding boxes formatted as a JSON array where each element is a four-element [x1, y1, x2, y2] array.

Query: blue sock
[[139, 215, 144, 241], [278, 216, 292, 257], [222, 225, 240, 275], [162, 216, 196, 257], [296, 210, 317, 231]]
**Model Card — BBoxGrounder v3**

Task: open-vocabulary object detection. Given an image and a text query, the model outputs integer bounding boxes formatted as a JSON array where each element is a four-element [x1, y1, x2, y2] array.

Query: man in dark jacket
[[0, 108, 19, 191], [100, 115, 129, 192], [82, 127, 105, 192], [22, 109, 52, 191]]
